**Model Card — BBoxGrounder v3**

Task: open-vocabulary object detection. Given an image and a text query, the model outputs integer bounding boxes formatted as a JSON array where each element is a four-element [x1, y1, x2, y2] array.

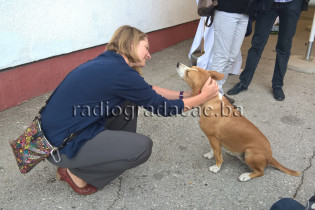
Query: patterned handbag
[[9, 117, 60, 174], [9, 91, 82, 174]]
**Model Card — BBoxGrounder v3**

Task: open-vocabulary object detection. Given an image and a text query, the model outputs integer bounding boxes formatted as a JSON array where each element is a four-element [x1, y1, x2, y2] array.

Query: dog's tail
[[269, 158, 300, 176]]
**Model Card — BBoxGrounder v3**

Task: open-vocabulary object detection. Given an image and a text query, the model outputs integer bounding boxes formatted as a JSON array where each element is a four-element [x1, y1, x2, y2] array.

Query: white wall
[[0, 0, 199, 70]]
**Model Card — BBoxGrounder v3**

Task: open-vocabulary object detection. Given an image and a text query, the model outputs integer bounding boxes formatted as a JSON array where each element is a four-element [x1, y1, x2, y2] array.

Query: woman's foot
[[56, 167, 98, 195], [66, 168, 87, 188]]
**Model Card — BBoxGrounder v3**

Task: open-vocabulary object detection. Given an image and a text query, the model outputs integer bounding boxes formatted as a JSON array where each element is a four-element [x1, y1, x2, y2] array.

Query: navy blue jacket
[[41, 51, 184, 158]]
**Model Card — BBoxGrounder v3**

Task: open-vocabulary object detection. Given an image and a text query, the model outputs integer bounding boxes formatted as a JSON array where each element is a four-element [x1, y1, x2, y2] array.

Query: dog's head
[[177, 63, 224, 96]]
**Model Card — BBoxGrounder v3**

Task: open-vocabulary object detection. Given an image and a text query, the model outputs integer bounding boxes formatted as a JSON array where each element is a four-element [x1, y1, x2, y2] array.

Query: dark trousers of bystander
[[239, 0, 302, 89]]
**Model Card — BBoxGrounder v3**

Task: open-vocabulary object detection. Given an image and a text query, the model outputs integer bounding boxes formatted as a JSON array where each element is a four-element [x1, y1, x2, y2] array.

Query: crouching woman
[[41, 25, 219, 195]]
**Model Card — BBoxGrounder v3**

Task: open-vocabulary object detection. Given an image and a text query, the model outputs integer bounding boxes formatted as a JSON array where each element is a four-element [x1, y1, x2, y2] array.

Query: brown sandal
[[56, 167, 98, 195]]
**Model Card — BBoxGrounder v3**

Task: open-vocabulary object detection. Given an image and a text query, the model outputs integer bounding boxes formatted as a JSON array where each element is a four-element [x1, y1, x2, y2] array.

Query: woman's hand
[[200, 77, 219, 101], [182, 77, 219, 111]]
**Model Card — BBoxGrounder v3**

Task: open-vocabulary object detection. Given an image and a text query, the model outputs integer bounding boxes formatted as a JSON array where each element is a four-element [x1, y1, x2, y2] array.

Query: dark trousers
[[48, 101, 153, 189], [239, 0, 302, 89], [270, 198, 304, 210]]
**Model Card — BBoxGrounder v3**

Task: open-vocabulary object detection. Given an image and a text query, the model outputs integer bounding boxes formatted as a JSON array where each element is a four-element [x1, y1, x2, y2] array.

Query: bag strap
[[205, 16, 211, 27], [34, 115, 83, 163], [57, 130, 83, 150], [201, 15, 213, 53], [201, 19, 206, 54]]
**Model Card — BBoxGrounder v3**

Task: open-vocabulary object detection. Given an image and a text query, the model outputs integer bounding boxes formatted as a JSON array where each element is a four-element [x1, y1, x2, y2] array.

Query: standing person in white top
[[189, 0, 244, 100], [210, 0, 256, 104]]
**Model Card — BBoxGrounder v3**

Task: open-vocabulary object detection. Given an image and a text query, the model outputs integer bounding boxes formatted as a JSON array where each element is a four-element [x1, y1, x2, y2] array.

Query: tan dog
[[177, 63, 300, 181]]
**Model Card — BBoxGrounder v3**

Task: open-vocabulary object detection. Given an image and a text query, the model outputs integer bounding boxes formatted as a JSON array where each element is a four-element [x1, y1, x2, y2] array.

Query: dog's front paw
[[203, 151, 214, 159], [238, 173, 251, 182], [209, 165, 221, 173]]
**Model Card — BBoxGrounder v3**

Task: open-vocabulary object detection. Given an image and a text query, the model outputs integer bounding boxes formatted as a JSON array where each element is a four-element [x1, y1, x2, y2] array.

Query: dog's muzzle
[[177, 63, 190, 78]]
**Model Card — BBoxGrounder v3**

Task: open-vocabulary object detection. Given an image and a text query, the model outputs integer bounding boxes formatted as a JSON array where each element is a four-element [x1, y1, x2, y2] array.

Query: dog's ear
[[208, 71, 225, 81]]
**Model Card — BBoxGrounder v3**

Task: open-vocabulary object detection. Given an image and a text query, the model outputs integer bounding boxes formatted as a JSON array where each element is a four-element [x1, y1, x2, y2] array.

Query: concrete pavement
[[1, 7, 315, 210]]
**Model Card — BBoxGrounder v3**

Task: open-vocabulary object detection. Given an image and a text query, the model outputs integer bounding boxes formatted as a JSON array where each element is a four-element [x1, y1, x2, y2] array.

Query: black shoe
[[273, 87, 285, 101], [224, 95, 235, 104], [227, 82, 248, 95]]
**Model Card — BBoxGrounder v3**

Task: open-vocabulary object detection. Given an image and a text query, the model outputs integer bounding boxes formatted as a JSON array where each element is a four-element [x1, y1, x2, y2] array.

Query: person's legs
[[216, 13, 248, 95], [211, 11, 240, 95], [48, 101, 153, 189], [271, 0, 301, 89], [238, 6, 278, 88], [105, 100, 138, 132], [53, 129, 153, 188]]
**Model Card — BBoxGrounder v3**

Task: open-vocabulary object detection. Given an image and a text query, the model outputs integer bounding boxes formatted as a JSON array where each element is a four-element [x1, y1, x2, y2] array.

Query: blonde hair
[[106, 25, 148, 74]]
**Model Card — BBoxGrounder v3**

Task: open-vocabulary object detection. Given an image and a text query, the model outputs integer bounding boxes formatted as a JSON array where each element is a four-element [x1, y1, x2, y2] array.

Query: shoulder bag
[[9, 92, 82, 174], [197, 0, 218, 27]]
